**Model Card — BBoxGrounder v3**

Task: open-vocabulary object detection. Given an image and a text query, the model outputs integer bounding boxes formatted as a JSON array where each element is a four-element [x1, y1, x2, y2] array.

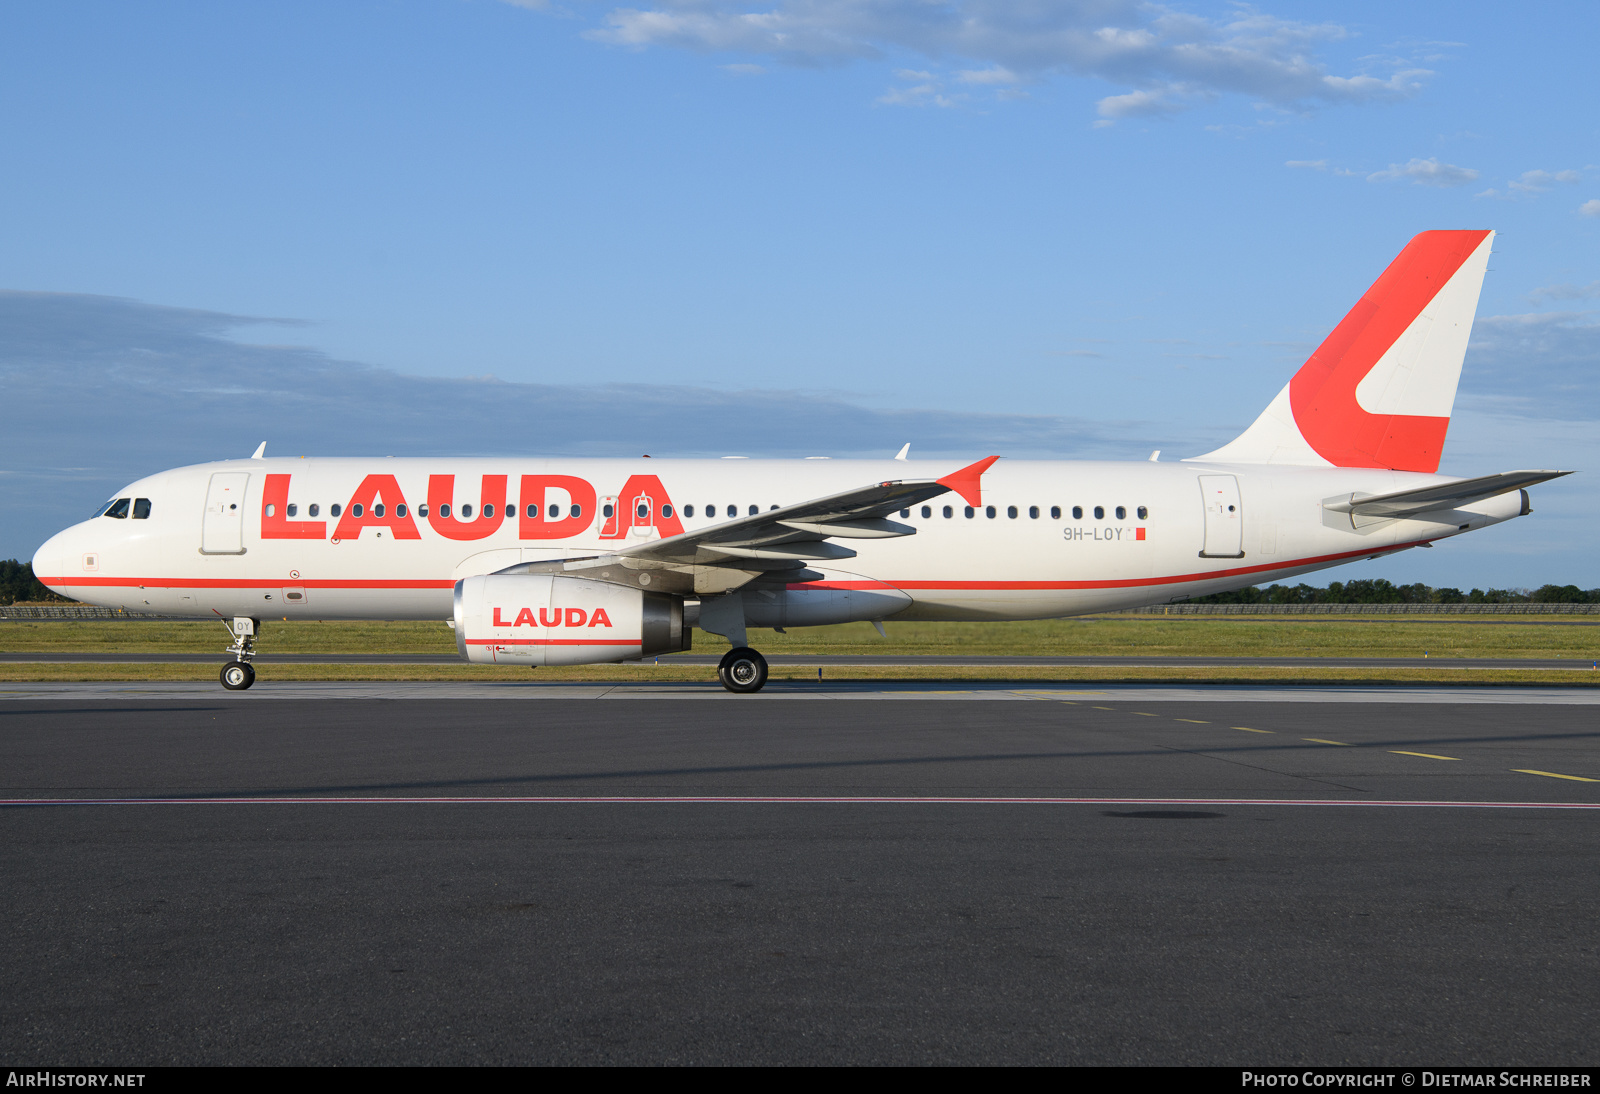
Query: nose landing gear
[[717, 647, 769, 693], [219, 616, 260, 691]]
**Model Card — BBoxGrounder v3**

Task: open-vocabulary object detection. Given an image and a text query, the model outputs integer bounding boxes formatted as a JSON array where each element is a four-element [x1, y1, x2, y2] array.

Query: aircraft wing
[[611, 456, 1000, 566], [1324, 470, 1570, 521]]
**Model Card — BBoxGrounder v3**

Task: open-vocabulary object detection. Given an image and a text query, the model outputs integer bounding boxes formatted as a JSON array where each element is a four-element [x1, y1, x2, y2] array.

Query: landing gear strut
[[220, 617, 259, 691], [718, 647, 769, 694]]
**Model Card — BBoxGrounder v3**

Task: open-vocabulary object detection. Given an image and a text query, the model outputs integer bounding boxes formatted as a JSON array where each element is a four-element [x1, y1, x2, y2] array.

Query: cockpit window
[[133, 498, 152, 519], [103, 498, 131, 519]]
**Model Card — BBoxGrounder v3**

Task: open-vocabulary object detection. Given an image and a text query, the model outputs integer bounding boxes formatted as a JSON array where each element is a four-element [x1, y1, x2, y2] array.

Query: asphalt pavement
[[2, 690, 1596, 1064]]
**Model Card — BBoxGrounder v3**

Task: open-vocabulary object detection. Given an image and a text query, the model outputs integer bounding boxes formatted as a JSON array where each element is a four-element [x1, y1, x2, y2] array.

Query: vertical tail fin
[[1192, 229, 1494, 473]]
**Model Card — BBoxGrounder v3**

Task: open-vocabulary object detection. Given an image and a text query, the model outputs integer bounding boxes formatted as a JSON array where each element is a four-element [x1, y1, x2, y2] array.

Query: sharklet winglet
[[937, 456, 1000, 507]]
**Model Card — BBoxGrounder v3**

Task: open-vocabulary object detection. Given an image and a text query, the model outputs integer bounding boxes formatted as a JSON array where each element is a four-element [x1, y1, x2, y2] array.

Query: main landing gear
[[717, 647, 769, 694], [219, 616, 259, 691]]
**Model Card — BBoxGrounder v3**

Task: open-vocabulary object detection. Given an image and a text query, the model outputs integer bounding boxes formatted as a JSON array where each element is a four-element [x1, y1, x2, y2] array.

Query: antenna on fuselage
[[894, 443, 910, 461], [250, 442, 266, 460]]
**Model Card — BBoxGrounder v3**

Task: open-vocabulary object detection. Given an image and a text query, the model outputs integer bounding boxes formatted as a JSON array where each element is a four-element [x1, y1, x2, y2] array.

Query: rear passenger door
[[1197, 474, 1244, 559]]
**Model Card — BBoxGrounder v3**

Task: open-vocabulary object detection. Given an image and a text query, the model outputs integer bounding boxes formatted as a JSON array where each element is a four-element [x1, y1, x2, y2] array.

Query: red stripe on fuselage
[[37, 540, 1429, 599], [36, 577, 456, 589]]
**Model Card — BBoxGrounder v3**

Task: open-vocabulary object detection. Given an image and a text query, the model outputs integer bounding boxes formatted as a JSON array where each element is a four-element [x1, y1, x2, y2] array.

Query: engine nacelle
[[454, 574, 688, 666]]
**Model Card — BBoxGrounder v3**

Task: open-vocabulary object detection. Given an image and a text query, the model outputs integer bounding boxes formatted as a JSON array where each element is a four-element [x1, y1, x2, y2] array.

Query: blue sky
[[1, 0, 1596, 587]]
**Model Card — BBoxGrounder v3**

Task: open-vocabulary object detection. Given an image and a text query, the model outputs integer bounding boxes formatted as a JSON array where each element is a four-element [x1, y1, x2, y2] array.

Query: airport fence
[[0, 605, 176, 620]]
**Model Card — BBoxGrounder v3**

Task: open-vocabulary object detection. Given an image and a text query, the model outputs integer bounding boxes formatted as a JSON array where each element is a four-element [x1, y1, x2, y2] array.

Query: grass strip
[[5, 617, 1600, 659]]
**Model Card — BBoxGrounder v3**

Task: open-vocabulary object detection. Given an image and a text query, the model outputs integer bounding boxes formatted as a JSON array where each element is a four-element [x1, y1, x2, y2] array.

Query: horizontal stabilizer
[[1324, 470, 1569, 522]]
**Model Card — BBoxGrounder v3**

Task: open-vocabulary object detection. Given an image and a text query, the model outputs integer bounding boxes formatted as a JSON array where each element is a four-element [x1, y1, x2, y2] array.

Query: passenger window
[[603, 504, 614, 518], [1029, 506, 1039, 519], [265, 504, 276, 518], [416, 505, 425, 518], [748, 505, 758, 516], [900, 509, 910, 518], [309, 503, 320, 517], [373, 504, 385, 518], [964, 506, 975, 518], [1115, 506, 1126, 520], [921, 506, 932, 519], [331, 504, 342, 517], [985, 506, 996, 518], [527, 504, 539, 519], [1051, 506, 1061, 520], [1007, 506, 1017, 519], [684, 505, 695, 518], [663, 504, 673, 518], [104, 498, 130, 519], [551, 504, 563, 519], [353, 503, 365, 517], [460, 504, 473, 519], [437, 504, 448, 518], [571, 503, 582, 519], [943, 505, 953, 518], [1094, 506, 1104, 519], [1072, 506, 1082, 519], [483, 504, 494, 518], [286, 503, 297, 518], [396, 504, 408, 518], [1137, 505, 1148, 520], [637, 504, 648, 518]]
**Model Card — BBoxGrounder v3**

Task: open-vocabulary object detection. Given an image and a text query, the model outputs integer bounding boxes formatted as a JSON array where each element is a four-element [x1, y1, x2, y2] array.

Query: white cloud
[[1480, 169, 1584, 200], [573, 1, 1432, 118], [877, 71, 960, 108], [1508, 169, 1581, 193], [1366, 157, 1479, 188], [956, 66, 1021, 86], [1529, 282, 1600, 303], [1286, 159, 1328, 170], [1096, 84, 1194, 120], [1581, 199, 1600, 218]]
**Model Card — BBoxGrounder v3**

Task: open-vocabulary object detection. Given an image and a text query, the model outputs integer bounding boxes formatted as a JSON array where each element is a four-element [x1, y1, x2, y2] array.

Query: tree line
[[0, 561, 73, 604], [1193, 579, 1600, 605]]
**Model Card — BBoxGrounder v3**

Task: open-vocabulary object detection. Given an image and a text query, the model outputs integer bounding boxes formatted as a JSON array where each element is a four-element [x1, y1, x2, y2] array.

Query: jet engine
[[454, 573, 689, 665]]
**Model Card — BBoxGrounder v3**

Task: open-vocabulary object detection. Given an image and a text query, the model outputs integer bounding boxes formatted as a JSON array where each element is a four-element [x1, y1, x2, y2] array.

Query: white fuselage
[[33, 456, 1521, 624]]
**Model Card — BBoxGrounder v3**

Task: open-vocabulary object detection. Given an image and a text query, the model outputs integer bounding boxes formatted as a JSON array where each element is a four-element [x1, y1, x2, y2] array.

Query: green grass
[[3, 615, 1600, 661]]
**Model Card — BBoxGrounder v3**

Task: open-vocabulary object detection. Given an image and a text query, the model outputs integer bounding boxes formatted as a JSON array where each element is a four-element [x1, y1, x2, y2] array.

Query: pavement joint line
[[3, 795, 1600, 809], [1175, 718, 1210, 723], [1132, 712, 1158, 716], [1234, 727, 1274, 733], [1390, 751, 1461, 761], [1303, 738, 1352, 746], [1513, 769, 1600, 783]]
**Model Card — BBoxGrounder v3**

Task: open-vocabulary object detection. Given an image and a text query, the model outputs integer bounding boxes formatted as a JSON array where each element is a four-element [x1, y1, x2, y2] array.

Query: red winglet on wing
[[937, 456, 1000, 507]]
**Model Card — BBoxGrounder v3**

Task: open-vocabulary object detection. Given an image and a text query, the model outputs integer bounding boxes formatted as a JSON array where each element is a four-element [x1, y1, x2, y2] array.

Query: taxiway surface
[[2, 686, 1596, 1065]]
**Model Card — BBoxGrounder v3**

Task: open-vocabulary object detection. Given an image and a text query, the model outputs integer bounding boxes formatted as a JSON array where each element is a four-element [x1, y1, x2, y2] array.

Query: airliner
[[32, 229, 1566, 692]]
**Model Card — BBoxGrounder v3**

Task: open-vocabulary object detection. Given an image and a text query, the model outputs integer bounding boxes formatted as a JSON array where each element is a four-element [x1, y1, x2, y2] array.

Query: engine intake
[[454, 574, 688, 665]]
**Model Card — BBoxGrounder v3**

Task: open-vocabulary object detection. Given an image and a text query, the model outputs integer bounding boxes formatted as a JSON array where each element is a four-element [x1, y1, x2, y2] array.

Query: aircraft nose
[[31, 527, 76, 597]]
